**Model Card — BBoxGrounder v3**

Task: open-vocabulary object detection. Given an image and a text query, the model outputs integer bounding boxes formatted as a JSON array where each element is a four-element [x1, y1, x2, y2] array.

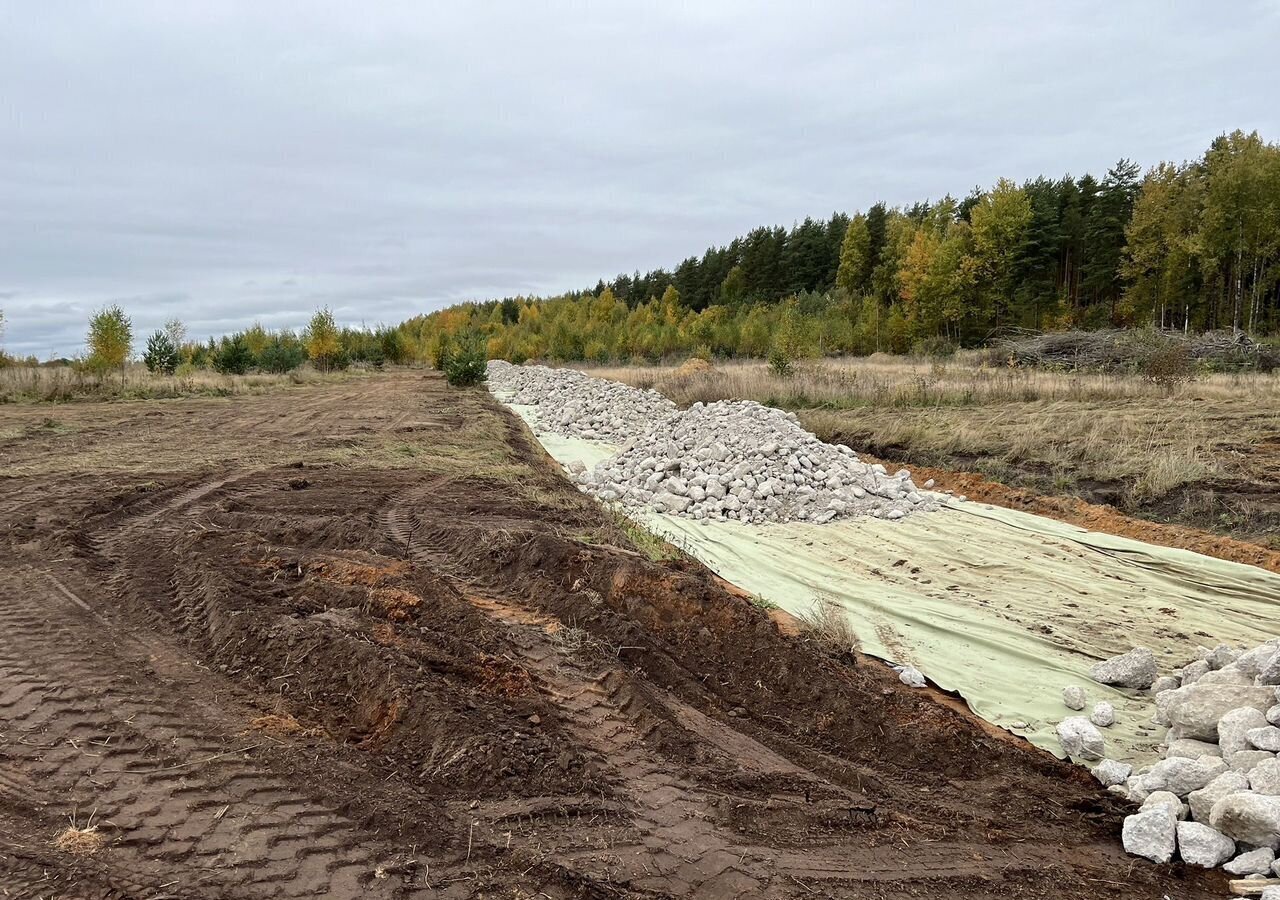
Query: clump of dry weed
[[54, 812, 105, 855], [800, 596, 861, 661]]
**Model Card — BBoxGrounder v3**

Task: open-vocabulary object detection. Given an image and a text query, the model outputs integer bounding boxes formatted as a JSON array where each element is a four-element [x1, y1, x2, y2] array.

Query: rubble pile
[[486, 360, 675, 444], [488, 361, 942, 524]]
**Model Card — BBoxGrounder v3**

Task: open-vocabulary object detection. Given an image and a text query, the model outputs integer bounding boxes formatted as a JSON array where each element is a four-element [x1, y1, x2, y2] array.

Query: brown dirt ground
[[0, 371, 1226, 898], [858, 454, 1280, 575]]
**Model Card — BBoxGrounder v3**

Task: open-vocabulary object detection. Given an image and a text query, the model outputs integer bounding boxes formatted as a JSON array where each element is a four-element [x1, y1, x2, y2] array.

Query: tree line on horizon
[[404, 129, 1280, 364]]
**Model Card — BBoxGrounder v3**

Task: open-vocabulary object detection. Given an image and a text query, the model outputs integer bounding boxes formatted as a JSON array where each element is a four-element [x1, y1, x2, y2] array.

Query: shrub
[[1131, 334, 1197, 392], [767, 300, 813, 377], [257, 336, 306, 374], [213, 335, 254, 375], [304, 308, 342, 371], [86, 305, 133, 380], [439, 331, 488, 387], [912, 335, 958, 359], [143, 329, 180, 374]]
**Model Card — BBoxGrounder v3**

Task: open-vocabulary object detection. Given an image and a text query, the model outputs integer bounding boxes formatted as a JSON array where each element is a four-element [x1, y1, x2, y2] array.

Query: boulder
[[1261, 650, 1280, 686], [1056, 717, 1105, 761], [1165, 738, 1223, 759], [1090, 647, 1157, 689], [1176, 820, 1236, 867], [1208, 643, 1242, 670], [1236, 641, 1280, 680], [1062, 685, 1087, 710], [1222, 708, 1272, 759], [1090, 701, 1116, 727], [1189, 772, 1251, 823], [1092, 759, 1132, 787], [1142, 791, 1188, 819], [1139, 756, 1228, 797], [1200, 668, 1256, 686], [1251, 727, 1280, 752], [1252, 759, 1280, 795], [1162, 684, 1278, 741], [1267, 704, 1280, 727], [1121, 809, 1177, 863], [1181, 659, 1211, 684], [1261, 887, 1280, 900], [1211, 793, 1280, 846], [1151, 675, 1181, 695], [1232, 751, 1278, 775], [1126, 773, 1151, 804], [1225, 847, 1277, 875]]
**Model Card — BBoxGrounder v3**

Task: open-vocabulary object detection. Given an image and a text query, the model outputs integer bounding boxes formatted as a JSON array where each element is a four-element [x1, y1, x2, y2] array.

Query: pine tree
[[143, 329, 180, 374]]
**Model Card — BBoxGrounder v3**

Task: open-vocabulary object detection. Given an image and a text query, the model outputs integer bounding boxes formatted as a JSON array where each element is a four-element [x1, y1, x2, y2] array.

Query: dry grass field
[[582, 355, 1280, 550], [0, 362, 363, 403]]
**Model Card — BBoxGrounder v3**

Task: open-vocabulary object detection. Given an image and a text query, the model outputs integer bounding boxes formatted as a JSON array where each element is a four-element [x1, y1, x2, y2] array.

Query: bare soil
[[0, 371, 1225, 898]]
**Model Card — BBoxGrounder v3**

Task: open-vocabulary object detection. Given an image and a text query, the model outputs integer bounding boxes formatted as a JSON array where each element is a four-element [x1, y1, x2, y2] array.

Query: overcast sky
[[3, 1, 1278, 357]]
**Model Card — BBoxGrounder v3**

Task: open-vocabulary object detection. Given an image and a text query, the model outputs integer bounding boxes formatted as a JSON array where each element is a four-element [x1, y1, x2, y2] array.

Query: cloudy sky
[[3, 1, 1278, 357]]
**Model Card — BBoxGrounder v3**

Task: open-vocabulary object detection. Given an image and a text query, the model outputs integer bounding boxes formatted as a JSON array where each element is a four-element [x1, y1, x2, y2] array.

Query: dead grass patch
[[799, 596, 862, 661], [0, 362, 363, 404], [247, 713, 326, 739], [53, 822, 105, 855]]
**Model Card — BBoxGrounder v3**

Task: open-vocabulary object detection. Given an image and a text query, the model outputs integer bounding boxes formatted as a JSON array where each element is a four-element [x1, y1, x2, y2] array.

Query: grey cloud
[[2, 0, 1277, 356]]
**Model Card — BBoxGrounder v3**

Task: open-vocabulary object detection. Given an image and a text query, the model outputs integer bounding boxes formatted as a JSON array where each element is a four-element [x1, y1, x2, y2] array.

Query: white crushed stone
[[489, 361, 941, 525], [487, 360, 676, 444]]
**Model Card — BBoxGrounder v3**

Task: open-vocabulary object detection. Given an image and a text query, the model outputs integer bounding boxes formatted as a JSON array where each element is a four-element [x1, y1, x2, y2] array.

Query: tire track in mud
[[381, 487, 1041, 897], [0, 573, 418, 899]]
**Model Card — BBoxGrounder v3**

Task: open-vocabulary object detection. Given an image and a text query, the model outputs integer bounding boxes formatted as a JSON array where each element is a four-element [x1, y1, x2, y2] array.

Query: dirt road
[[0, 372, 1223, 897]]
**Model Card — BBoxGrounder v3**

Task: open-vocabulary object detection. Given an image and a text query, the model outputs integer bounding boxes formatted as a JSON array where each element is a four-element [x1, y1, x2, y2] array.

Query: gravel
[[487, 360, 676, 444], [490, 362, 943, 525]]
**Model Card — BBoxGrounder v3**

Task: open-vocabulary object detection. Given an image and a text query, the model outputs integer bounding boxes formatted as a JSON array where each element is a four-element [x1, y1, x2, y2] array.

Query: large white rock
[[1056, 716, 1105, 761], [1208, 644, 1243, 671], [1211, 792, 1280, 846], [1092, 759, 1132, 787], [1181, 659, 1211, 684], [1151, 674, 1181, 695], [1260, 649, 1280, 686], [1252, 759, 1280, 795], [1138, 756, 1228, 797], [1189, 772, 1251, 823], [1062, 685, 1086, 710], [1165, 738, 1223, 759], [1161, 684, 1278, 741], [1225, 846, 1277, 875], [1231, 751, 1278, 774], [1235, 641, 1280, 679], [1176, 820, 1236, 867], [1142, 791, 1188, 819], [1122, 809, 1177, 863], [1090, 701, 1116, 727], [1221, 707, 1272, 759], [1251, 726, 1280, 752], [1090, 647, 1157, 689]]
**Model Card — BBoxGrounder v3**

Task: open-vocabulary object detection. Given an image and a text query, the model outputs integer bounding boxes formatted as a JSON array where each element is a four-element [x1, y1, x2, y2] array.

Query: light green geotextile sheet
[[505, 402, 1280, 764]]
